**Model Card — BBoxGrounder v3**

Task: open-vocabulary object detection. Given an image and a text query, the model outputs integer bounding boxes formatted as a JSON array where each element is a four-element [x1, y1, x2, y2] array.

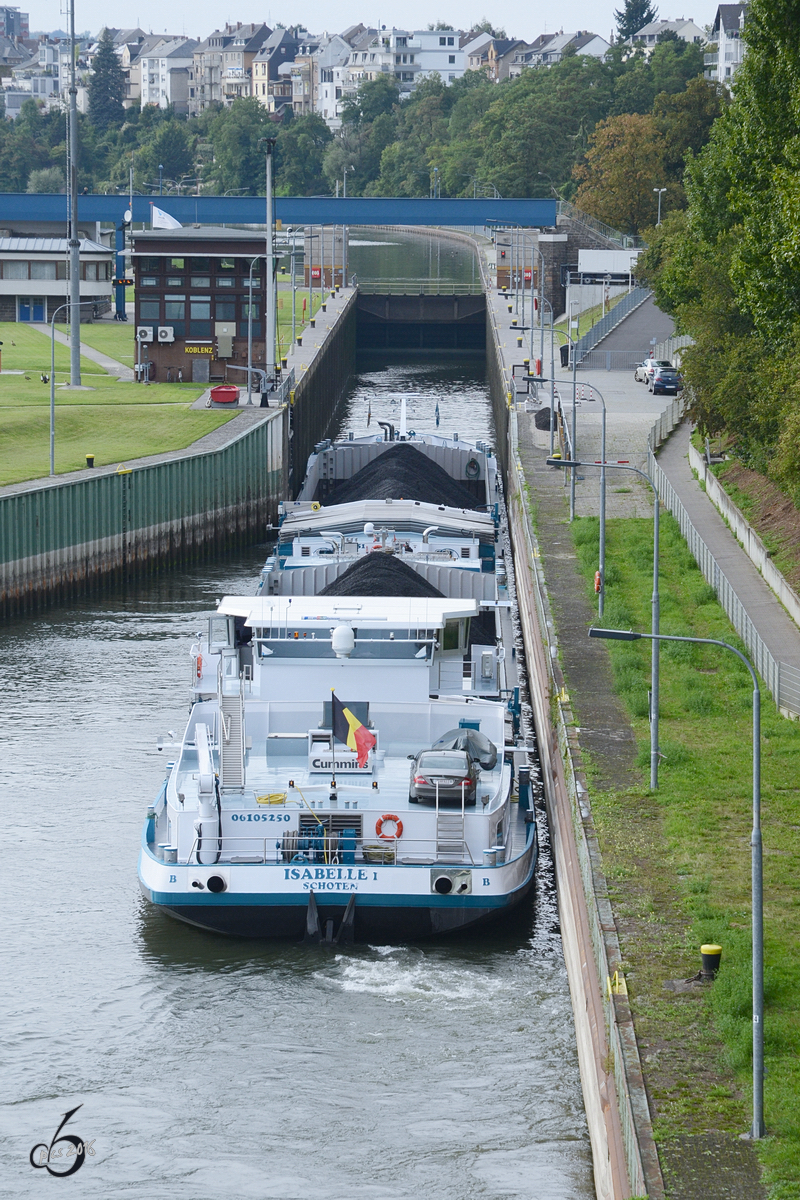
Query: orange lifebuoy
[[195, 653, 203, 680], [376, 814, 403, 840]]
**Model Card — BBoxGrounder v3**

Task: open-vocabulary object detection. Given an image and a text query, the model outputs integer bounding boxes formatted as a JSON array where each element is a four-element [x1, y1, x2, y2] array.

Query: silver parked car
[[408, 749, 479, 806]]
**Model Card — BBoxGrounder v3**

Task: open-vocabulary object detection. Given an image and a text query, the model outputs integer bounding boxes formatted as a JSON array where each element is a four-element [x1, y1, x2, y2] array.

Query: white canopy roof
[[279, 499, 494, 540], [218, 595, 479, 629]]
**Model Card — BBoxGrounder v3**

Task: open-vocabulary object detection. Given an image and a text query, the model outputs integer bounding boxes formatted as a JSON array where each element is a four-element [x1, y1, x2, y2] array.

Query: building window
[[242, 302, 260, 318], [190, 257, 211, 271], [139, 299, 161, 319], [216, 301, 236, 320], [138, 257, 160, 272], [190, 298, 211, 319], [216, 276, 235, 287], [140, 277, 159, 287], [448, 36, 454, 45], [164, 297, 185, 319], [191, 275, 211, 288], [30, 261, 57, 280], [449, 55, 455, 63], [439, 36, 446, 44], [218, 258, 236, 271], [240, 322, 261, 336], [166, 275, 183, 287], [3, 261, 28, 279], [169, 257, 185, 270], [396, 54, 401, 63]]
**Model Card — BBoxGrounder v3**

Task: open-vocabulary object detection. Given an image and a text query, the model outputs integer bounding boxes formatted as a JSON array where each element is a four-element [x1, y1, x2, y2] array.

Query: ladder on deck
[[436, 812, 465, 861], [219, 684, 245, 793]]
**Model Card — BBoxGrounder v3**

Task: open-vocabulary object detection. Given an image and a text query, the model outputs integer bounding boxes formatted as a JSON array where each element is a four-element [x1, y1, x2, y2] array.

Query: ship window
[[169, 258, 185, 270], [460, 545, 470, 558], [442, 620, 461, 651]]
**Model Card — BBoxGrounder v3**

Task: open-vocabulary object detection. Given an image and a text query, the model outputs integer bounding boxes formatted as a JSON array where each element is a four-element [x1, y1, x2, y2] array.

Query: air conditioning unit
[[157, 326, 175, 343], [136, 326, 153, 342]]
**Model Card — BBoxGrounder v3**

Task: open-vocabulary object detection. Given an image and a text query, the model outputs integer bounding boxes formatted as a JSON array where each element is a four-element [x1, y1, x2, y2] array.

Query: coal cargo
[[319, 553, 445, 599], [324, 444, 481, 511]]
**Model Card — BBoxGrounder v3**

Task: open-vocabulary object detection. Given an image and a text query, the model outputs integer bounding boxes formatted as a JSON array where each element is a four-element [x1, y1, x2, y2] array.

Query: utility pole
[[67, 0, 81, 386], [262, 137, 277, 386]]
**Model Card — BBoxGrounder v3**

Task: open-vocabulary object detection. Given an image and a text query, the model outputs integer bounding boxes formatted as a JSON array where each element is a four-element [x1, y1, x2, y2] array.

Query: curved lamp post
[[589, 626, 765, 1141]]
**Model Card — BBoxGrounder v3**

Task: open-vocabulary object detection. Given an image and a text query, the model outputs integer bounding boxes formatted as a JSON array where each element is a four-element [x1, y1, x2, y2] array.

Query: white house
[[630, 17, 708, 45], [0, 237, 114, 323], [139, 37, 198, 111], [705, 4, 746, 83]]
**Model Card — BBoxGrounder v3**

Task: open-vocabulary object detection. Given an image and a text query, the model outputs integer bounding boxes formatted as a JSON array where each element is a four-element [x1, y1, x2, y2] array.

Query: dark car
[[408, 749, 480, 806], [649, 366, 684, 395]]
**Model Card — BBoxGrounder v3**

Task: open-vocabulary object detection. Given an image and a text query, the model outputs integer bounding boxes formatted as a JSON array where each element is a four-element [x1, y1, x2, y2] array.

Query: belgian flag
[[331, 692, 376, 767]]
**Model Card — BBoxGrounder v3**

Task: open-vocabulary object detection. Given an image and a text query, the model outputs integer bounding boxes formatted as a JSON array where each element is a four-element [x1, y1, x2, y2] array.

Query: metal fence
[[357, 279, 483, 295], [573, 287, 651, 363], [557, 200, 646, 250], [577, 350, 642, 372], [647, 426, 800, 718], [652, 333, 694, 363]]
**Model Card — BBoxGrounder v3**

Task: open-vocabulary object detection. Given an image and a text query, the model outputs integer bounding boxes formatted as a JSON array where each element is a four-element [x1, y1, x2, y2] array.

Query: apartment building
[[139, 37, 198, 111], [0, 5, 27, 40], [704, 4, 746, 83]]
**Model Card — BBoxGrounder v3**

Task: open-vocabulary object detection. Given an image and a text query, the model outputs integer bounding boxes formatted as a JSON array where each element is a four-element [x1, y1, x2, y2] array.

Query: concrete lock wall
[[0, 407, 288, 618]]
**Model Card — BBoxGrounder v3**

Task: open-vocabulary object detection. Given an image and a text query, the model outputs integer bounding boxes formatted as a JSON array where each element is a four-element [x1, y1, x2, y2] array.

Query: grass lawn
[[571, 513, 800, 1196], [0, 372, 203, 407], [0, 322, 100, 376], [56, 321, 136, 365], [554, 292, 626, 340], [0, 403, 235, 485]]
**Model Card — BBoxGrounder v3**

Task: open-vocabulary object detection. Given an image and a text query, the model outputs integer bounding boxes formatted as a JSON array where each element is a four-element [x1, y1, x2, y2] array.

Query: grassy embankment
[[570, 513, 800, 1197], [553, 292, 627, 341], [0, 324, 232, 486]]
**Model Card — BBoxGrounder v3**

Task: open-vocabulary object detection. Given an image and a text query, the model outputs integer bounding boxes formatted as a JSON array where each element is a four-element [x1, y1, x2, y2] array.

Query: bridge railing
[[357, 279, 484, 295]]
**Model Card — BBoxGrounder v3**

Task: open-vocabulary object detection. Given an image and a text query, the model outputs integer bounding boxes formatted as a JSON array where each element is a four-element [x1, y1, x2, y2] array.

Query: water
[[349, 231, 478, 290], [3, 233, 594, 1197]]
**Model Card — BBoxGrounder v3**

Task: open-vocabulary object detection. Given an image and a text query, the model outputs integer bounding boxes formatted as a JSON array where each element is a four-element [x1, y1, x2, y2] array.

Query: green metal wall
[[1, 407, 288, 616]]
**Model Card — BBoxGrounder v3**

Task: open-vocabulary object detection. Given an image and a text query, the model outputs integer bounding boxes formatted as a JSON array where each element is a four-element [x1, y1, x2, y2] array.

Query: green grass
[[0, 322, 100, 376], [554, 292, 627, 340], [0, 373, 203, 407], [55, 321, 136, 365], [571, 513, 800, 1195], [0, 403, 235, 484]]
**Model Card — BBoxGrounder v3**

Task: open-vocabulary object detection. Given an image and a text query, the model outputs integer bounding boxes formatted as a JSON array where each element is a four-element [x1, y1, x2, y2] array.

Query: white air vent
[[136, 326, 153, 342], [157, 326, 175, 343]]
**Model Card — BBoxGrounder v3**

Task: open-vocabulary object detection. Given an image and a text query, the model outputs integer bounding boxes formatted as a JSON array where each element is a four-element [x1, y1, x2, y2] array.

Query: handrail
[[557, 199, 646, 250], [357, 279, 483, 295], [183, 831, 491, 867], [573, 287, 651, 362]]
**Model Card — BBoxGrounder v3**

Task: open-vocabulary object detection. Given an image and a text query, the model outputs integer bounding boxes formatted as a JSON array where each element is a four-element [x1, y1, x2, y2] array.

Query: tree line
[[639, 0, 800, 501], [2, 27, 719, 221]]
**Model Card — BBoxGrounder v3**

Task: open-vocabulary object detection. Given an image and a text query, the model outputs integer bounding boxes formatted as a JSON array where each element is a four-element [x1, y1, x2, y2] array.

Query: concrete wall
[[0, 408, 288, 618], [290, 289, 357, 494]]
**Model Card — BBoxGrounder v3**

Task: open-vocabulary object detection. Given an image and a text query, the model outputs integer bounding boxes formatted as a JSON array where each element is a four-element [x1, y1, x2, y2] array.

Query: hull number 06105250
[[230, 813, 291, 822]]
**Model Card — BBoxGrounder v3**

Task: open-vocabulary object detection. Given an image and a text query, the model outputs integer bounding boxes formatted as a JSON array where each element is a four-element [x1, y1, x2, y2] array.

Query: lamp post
[[246, 254, 264, 406], [259, 136, 277, 389], [548, 456, 661, 789], [158, 164, 163, 195], [588, 626, 765, 1140], [49, 300, 94, 475], [653, 187, 666, 226]]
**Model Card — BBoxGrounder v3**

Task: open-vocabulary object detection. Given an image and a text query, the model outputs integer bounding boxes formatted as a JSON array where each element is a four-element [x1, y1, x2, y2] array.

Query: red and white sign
[[311, 267, 321, 279]]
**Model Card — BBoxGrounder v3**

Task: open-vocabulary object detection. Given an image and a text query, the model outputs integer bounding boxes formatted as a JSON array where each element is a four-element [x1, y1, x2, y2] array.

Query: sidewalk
[[658, 424, 800, 671], [31, 324, 135, 381]]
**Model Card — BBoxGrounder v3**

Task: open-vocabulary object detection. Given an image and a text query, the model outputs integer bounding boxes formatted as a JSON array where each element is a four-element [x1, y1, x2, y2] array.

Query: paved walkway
[[592, 293, 675, 354], [658, 423, 800, 669], [31, 324, 135, 381]]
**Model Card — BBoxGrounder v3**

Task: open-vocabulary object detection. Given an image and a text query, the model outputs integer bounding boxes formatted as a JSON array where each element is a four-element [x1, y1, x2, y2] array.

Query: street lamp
[[49, 300, 95, 475], [588, 626, 765, 1140], [246, 254, 264, 406], [158, 163, 163, 195], [548, 456, 661, 789], [258, 136, 277, 387], [653, 187, 666, 226]]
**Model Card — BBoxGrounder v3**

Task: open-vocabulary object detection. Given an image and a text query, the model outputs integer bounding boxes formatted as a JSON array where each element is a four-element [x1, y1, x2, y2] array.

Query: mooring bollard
[[86, 454, 95, 468], [700, 944, 722, 980]]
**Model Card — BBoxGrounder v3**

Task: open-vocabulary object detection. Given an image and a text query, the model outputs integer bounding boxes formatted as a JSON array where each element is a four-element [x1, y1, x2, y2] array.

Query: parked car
[[636, 357, 672, 383], [408, 749, 480, 806], [649, 366, 684, 395]]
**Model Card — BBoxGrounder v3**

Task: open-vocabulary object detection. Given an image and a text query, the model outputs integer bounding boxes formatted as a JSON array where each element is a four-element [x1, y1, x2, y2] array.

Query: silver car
[[408, 749, 479, 806]]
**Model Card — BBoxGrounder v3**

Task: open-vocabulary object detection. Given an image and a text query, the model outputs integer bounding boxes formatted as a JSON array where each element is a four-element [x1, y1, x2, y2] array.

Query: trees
[[88, 27, 126, 128], [275, 113, 332, 195], [614, 0, 658, 41], [574, 113, 668, 233], [206, 98, 274, 194]]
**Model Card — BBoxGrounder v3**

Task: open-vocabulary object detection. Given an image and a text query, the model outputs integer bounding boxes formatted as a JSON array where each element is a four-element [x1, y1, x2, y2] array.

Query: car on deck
[[408, 749, 480, 806]]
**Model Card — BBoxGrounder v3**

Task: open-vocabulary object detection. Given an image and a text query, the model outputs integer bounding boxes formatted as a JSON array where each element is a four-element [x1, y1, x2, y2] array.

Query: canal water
[[3, 232, 594, 1198]]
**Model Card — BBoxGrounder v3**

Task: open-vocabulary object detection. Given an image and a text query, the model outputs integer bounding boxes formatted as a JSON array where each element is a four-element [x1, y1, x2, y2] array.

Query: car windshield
[[417, 752, 470, 771], [654, 360, 671, 367]]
